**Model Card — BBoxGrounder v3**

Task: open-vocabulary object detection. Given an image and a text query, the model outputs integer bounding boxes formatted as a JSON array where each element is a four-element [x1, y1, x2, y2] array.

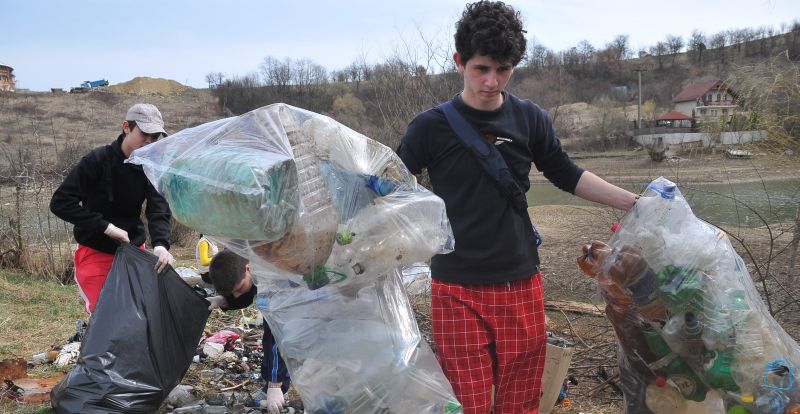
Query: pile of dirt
[[107, 76, 187, 96]]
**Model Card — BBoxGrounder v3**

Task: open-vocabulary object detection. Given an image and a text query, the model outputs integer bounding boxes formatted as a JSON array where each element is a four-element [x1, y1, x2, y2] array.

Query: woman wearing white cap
[[50, 103, 175, 314]]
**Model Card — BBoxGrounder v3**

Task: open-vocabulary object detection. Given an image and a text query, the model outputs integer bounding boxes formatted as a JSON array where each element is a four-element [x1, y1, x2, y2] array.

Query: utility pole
[[634, 66, 647, 129]]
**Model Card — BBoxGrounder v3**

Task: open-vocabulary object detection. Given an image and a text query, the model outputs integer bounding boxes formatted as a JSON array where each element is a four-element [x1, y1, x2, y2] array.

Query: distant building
[[672, 80, 739, 123], [0, 64, 15, 91], [655, 110, 693, 128]]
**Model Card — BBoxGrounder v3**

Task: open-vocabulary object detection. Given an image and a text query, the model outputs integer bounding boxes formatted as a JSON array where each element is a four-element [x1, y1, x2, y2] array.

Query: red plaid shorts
[[432, 273, 547, 414]]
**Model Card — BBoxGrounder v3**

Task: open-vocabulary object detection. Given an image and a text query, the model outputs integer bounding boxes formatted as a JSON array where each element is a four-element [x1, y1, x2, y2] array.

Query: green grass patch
[[0, 270, 84, 360]]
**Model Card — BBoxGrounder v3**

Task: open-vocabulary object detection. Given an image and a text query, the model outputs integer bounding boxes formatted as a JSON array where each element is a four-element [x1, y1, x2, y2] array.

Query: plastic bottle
[[729, 290, 769, 402], [702, 304, 735, 351], [682, 312, 705, 365], [578, 241, 631, 307], [577, 240, 667, 323], [703, 349, 739, 392], [662, 312, 706, 371], [645, 182, 688, 228], [643, 325, 709, 402], [755, 391, 789, 414], [30, 350, 57, 364], [327, 194, 449, 278], [656, 265, 705, 316], [645, 381, 688, 414]]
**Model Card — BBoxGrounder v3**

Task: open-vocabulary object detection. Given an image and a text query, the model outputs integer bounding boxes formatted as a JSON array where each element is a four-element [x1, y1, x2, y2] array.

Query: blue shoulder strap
[[439, 101, 542, 246], [439, 101, 527, 212]]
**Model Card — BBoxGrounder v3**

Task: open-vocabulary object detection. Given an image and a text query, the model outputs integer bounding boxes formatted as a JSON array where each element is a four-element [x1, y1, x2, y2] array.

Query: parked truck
[[70, 79, 109, 93]]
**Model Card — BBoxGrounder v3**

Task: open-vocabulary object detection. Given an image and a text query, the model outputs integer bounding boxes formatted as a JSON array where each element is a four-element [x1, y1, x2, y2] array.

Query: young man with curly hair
[[397, 2, 638, 413]]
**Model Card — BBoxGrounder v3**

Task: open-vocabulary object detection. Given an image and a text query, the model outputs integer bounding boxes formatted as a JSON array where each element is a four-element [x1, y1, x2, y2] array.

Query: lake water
[[527, 178, 800, 227]]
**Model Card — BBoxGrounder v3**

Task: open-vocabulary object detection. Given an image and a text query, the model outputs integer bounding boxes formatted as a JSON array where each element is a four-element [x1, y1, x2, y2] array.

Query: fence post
[[13, 185, 25, 267], [789, 204, 800, 279]]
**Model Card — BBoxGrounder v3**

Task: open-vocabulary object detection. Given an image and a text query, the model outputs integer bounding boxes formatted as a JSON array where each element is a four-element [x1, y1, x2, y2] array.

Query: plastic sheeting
[[51, 244, 211, 413], [578, 176, 800, 414], [129, 103, 461, 413]]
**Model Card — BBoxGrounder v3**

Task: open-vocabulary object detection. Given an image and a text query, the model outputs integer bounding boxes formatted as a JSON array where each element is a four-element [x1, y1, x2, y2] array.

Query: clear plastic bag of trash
[[577, 176, 800, 414], [129, 103, 453, 286], [259, 269, 461, 414], [128, 103, 460, 412]]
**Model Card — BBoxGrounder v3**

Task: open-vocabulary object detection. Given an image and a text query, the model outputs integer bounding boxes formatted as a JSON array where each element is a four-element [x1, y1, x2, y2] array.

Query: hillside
[[0, 80, 222, 173]]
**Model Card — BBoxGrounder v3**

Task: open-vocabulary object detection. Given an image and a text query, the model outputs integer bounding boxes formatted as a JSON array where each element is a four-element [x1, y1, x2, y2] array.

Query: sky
[[3, 0, 799, 91]]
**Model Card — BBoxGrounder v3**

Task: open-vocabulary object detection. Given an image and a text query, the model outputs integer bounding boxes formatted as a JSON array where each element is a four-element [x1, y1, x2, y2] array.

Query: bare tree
[[665, 34, 684, 64], [606, 35, 631, 83], [688, 30, 707, 65], [527, 36, 553, 71], [259, 56, 292, 92], [205, 72, 225, 89], [649, 42, 668, 70]]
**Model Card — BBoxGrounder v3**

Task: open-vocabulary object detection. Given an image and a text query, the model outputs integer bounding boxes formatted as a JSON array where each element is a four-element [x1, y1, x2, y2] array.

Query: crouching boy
[[206, 250, 291, 414]]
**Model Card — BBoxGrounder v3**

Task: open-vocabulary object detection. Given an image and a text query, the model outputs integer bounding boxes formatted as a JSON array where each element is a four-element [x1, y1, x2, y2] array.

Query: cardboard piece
[[14, 374, 66, 403], [538, 339, 574, 414]]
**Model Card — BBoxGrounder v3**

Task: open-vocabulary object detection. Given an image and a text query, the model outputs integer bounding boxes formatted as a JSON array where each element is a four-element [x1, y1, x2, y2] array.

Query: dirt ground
[[104, 148, 800, 413]]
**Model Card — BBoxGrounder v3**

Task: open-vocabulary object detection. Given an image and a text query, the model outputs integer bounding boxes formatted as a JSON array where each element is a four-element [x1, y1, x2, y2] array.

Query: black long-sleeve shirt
[[50, 134, 172, 254], [397, 92, 584, 284]]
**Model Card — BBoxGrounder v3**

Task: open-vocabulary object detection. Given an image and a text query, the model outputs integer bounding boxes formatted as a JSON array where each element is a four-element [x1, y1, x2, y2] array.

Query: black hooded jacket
[[50, 134, 171, 254]]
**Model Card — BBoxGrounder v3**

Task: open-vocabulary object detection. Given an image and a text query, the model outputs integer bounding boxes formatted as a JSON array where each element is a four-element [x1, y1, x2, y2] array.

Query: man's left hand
[[153, 246, 174, 272]]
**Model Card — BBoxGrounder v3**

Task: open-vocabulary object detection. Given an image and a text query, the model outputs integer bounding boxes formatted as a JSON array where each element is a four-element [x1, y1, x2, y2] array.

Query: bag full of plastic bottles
[[130, 103, 453, 285], [258, 270, 461, 414], [577, 176, 800, 414], [128, 103, 461, 413]]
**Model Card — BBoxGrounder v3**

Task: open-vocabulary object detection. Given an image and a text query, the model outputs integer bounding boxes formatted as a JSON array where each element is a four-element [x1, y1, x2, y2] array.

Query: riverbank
[[532, 149, 800, 186]]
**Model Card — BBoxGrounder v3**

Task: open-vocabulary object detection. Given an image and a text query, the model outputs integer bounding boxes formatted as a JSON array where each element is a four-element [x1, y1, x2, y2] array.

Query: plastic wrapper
[[51, 245, 210, 413], [128, 103, 460, 413], [578, 176, 800, 414]]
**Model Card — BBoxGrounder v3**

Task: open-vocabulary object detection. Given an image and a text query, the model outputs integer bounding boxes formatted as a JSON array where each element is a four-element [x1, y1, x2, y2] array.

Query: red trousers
[[432, 274, 547, 414], [74, 244, 142, 314]]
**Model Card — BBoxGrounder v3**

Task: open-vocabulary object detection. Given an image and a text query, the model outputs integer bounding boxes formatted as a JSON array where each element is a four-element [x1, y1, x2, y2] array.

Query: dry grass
[[0, 87, 221, 172], [0, 270, 83, 414]]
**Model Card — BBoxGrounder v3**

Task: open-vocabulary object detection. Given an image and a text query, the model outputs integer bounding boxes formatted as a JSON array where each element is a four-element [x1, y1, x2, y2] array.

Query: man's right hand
[[104, 223, 130, 244]]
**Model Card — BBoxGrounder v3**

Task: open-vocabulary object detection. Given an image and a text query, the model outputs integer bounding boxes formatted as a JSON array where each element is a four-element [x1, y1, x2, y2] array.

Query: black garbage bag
[[52, 244, 211, 413]]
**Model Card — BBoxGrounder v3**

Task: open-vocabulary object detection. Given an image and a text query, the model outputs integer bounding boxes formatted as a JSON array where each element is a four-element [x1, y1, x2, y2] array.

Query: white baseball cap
[[126, 103, 166, 135]]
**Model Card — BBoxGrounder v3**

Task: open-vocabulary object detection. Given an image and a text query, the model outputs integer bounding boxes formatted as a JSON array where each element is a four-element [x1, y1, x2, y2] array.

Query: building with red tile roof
[[656, 110, 693, 127], [673, 80, 738, 122]]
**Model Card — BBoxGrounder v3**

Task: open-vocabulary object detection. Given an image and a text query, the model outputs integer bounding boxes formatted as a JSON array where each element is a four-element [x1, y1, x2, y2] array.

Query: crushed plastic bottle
[[645, 381, 688, 414], [729, 290, 770, 402], [644, 325, 709, 402]]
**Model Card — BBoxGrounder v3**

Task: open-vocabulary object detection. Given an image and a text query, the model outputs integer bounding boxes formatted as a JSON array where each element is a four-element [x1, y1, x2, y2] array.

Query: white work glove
[[264, 387, 286, 414], [206, 295, 227, 311], [103, 223, 129, 244], [153, 245, 174, 272]]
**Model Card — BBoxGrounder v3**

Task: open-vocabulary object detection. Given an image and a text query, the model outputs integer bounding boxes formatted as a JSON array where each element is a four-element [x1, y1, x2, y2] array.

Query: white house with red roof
[[635, 80, 765, 150], [672, 79, 738, 122]]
